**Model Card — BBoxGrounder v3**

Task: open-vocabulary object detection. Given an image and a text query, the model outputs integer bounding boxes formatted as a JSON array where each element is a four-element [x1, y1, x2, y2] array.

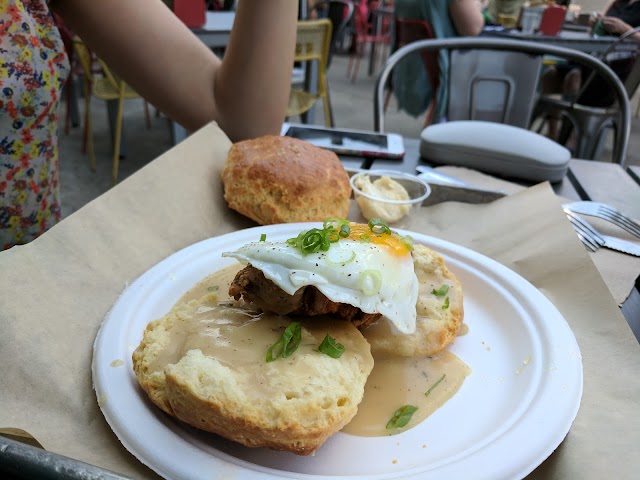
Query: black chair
[[374, 37, 631, 167]]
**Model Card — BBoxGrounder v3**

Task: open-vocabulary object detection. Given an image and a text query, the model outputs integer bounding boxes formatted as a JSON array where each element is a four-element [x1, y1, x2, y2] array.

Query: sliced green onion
[[266, 322, 301, 362], [424, 374, 446, 397], [207, 285, 219, 292], [301, 228, 328, 254], [432, 285, 449, 297], [442, 297, 450, 310], [339, 224, 351, 238], [368, 218, 391, 235], [359, 269, 382, 296], [259, 233, 267, 242], [360, 233, 370, 243], [397, 233, 414, 251], [287, 220, 349, 255], [318, 334, 345, 358], [326, 230, 339, 243], [323, 217, 349, 231], [386, 405, 418, 429], [326, 249, 356, 266]]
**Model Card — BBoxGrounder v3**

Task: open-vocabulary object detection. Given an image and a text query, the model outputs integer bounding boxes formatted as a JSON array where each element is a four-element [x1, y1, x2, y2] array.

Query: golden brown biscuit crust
[[222, 136, 351, 225], [363, 244, 464, 357]]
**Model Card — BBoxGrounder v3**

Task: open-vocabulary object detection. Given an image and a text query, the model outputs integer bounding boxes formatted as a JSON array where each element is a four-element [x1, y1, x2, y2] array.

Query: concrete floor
[[58, 51, 640, 218]]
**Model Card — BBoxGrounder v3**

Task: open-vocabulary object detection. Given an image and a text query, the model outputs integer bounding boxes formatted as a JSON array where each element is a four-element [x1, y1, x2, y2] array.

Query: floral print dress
[[0, 0, 69, 249]]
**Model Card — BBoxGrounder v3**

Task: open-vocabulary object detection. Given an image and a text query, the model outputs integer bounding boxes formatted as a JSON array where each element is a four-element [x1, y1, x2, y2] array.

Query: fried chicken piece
[[229, 265, 380, 328]]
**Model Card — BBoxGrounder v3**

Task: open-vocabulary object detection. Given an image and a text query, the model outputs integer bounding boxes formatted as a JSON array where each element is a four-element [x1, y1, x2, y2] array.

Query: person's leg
[[540, 65, 563, 139], [539, 64, 581, 140]]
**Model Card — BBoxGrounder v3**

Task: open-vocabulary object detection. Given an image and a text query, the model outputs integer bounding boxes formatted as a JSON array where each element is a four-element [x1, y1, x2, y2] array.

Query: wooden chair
[[287, 19, 334, 127], [72, 37, 151, 185]]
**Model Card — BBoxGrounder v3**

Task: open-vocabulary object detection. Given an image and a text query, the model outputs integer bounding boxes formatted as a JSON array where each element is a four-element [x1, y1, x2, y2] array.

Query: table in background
[[339, 137, 640, 337], [192, 11, 235, 49], [482, 27, 637, 54]]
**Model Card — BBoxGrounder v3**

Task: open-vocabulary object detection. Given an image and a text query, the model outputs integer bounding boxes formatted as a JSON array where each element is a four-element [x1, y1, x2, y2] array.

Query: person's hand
[[601, 15, 633, 35], [588, 13, 600, 27]]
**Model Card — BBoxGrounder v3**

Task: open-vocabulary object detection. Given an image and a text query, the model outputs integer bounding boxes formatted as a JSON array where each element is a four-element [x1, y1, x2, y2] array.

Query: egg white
[[222, 239, 418, 334]]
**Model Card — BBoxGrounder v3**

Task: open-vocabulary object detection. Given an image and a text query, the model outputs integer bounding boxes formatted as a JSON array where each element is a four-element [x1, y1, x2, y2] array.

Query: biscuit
[[221, 135, 351, 225], [363, 244, 464, 357], [132, 295, 374, 455]]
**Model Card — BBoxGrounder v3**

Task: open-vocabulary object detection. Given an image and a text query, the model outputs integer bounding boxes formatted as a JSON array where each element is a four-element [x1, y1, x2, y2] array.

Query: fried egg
[[222, 223, 419, 334]]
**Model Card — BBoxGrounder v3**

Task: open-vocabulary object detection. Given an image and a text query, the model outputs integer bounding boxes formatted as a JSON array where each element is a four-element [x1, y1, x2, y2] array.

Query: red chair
[[346, 1, 392, 82], [385, 17, 439, 127]]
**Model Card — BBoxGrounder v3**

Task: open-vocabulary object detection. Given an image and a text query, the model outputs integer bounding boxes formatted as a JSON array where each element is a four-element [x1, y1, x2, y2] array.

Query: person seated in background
[[540, 0, 640, 139], [485, 0, 527, 26], [391, 0, 484, 123], [595, 0, 640, 40], [0, 0, 298, 251]]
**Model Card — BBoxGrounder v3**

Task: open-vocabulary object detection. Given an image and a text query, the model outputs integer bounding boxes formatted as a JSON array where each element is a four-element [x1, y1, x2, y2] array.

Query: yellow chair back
[[72, 37, 94, 82], [288, 19, 334, 126]]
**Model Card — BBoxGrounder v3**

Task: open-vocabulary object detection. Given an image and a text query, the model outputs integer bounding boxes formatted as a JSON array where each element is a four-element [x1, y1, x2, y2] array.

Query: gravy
[[168, 262, 470, 437]]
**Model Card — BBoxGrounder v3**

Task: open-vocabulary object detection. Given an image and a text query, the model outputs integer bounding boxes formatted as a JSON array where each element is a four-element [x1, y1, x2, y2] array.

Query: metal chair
[[347, 0, 392, 82], [531, 26, 640, 162], [287, 19, 334, 127], [373, 37, 631, 167], [311, 0, 355, 67]]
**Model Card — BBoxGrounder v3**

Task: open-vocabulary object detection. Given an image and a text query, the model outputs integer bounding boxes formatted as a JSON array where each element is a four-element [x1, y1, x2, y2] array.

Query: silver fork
[[563, 201, 640, 240], [564, 209, 605, 252]]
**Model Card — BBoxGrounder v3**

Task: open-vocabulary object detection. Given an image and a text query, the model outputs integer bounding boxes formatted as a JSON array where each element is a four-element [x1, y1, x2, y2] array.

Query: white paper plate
[[93, 224, 583, 480]]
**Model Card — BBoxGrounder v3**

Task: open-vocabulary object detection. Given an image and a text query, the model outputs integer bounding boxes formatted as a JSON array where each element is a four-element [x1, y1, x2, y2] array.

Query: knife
[[416, 166, 506, 206], [599, 234, 640, 257], [565, 208, 640, 257], [346, 167, 507, 206]]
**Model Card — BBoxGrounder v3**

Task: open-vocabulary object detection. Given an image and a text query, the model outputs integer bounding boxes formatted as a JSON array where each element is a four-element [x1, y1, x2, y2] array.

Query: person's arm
[[55, 0, 298, 141], [603, 0, 617, 15], [601, 15, 640, 39], [449, 0, 485, 37]]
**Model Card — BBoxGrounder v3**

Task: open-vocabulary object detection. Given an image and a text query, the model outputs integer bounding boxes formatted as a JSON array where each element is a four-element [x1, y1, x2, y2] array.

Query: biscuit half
[[132, 296, 374, 455], [363, 244, 464, 357]]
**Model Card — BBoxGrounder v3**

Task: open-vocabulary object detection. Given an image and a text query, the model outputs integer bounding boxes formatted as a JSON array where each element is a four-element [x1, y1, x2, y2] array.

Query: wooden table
[[2, 124, 639, 480], [341, 138, 640, 338]]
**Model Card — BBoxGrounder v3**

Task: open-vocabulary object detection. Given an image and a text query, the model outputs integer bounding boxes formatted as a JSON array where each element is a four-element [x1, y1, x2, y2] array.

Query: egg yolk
[[345, 223, 411, 257]]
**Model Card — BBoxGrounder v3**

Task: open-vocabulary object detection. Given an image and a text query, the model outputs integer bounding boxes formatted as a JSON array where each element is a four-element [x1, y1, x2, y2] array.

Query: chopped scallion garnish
[[424, 374, 446, 397], [266, 322, 301, 362], [386, 405, 418, 429], [360, 269, 382, 296], [368, 217, 391, 235], [432, 285, 449, 296], [286, 219, 350, 255], [442, 297, 450, 310], [259, 233, 267, 242], [318, 334, 345, 358]]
